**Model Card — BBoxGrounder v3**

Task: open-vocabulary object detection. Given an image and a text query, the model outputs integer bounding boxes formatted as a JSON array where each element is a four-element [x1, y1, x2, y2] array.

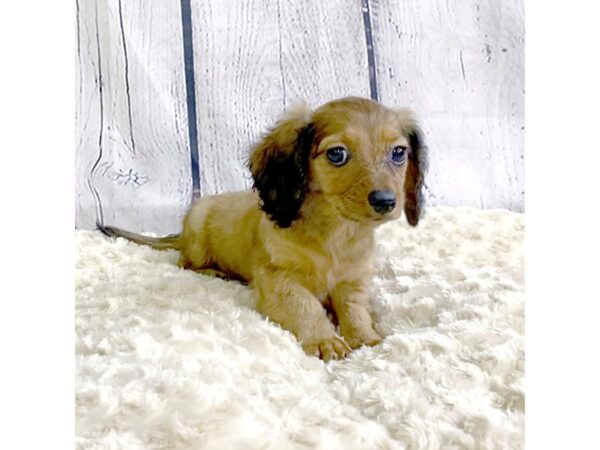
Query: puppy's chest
[[308, 232, 373, 294]]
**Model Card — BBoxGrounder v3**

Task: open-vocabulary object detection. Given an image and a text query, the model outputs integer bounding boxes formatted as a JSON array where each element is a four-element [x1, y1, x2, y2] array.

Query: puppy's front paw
[[302, 336, 351, 361], [343, 329, 382, 350]]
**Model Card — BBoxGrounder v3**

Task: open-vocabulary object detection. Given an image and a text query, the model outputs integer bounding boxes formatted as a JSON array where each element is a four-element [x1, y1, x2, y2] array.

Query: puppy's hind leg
[[176, 231, 231, 280], [177, 253, 209, 270], [177, 207, 213, 271]]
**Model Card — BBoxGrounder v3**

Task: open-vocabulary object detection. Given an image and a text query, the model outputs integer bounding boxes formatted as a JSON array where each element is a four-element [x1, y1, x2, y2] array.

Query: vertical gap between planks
[[88, 0, 105, 226], [361, 0, 379, 101], [180, 0, 201, 200], [117, 0, 136, 156]]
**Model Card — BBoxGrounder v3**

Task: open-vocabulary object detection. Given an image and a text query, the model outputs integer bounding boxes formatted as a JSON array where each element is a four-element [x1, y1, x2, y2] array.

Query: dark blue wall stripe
[[361, 0, 379, 102], [180, 0, 201, 199]]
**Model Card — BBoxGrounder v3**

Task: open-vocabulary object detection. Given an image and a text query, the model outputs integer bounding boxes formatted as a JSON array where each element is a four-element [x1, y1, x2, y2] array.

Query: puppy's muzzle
[[368, 190, 396, 214]]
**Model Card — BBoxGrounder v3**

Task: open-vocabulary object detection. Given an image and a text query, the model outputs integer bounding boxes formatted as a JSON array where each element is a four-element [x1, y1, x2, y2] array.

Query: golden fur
[[99, 97, 427, 360]]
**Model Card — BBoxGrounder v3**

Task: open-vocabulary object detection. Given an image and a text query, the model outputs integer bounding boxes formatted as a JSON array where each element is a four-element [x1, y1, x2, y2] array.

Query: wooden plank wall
[[371, 0, 524, 210], [191, 0, 371, 195], [76, 0, 192, 234], [75, 0, 524, 233]]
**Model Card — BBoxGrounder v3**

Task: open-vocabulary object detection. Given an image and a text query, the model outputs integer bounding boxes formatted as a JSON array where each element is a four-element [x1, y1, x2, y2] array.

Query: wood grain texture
[[75, 0, 192, 234], [191, 0, 370, 195], [190, 0, 284, 196], [371, 0, 525, 211], [277, 0, 370, 106], [76, 0, 525, 233], [75, 0, 102, 230]]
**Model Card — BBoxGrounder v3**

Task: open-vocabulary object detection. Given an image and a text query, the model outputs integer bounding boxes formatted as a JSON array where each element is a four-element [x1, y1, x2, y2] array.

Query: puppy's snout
[[368, 190, 396, 214]]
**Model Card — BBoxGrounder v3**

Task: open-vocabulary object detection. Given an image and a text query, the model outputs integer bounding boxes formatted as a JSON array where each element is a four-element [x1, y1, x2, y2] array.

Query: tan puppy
[[99, 97, 427, 360]]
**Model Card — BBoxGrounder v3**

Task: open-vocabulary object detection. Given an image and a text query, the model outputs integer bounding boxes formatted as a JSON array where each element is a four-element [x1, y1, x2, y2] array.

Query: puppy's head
[[249, 97, 427, 228]]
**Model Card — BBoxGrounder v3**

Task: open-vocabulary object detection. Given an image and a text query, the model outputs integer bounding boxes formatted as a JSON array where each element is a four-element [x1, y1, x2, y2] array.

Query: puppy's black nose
[[368, 190, 396, 214]]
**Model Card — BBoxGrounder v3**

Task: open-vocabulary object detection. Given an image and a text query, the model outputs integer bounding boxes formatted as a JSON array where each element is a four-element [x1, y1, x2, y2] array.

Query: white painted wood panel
[[75, 0, 102, 229], [75, 0, 192, 234], [277, 0, 370, 107], [75, 0, 102, 231], [191, 0, 370, 195], [190, 0, 285, 196], [75, 0, 525, 233], [371, 0, 524, 211]]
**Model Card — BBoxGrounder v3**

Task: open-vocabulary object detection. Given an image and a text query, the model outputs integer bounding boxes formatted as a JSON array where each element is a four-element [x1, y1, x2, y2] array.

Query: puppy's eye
[[390, 146, 408, 165], [326, 147, 350, 166]]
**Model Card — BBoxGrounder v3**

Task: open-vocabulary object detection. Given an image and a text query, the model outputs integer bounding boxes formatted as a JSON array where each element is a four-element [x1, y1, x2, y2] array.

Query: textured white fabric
[[75, 207, 524, 449]]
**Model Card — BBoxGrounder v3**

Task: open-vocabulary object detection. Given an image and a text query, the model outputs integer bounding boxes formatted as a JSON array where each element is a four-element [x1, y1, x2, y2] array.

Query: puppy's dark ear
[[397, 109, 428, 226], [248, 104, 315, 228]]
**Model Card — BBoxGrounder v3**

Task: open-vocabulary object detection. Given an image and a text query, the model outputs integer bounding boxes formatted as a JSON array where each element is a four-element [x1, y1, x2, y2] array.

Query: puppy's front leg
[[331, 281, 382, 350], [255, 270, 350, 360]]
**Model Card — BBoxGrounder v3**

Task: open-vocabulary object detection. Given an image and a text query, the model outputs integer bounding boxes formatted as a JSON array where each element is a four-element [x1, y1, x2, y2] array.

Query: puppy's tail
[[97, 222, 181, 250]]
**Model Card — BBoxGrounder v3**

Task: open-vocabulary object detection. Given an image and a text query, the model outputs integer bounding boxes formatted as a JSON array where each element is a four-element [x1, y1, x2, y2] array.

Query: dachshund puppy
[[99, 97, 427, 360]]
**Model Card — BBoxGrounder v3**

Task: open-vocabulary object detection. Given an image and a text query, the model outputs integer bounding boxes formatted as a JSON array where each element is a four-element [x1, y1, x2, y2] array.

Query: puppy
[[98, 97, 427, 360]]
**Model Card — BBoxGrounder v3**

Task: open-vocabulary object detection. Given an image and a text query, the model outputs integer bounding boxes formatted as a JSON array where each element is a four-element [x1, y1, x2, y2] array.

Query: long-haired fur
[[248, 104, 315, 228], [98, 97, 428, 360]]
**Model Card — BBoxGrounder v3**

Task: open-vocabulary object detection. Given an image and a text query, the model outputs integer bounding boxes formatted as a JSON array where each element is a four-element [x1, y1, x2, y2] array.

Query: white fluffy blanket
[[75, 207, 524, 450]]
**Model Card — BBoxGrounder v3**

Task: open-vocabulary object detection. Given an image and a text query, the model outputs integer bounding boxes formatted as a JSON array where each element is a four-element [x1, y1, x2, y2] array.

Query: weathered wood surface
[[192, 0, 370, 195], [75, 0, 525, 233], [371, 0, 525, 210], [75, 0, 192, 234], [75, 0, 102, 231]]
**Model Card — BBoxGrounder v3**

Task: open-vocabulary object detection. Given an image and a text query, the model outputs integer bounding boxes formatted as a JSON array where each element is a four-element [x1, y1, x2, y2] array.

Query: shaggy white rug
[[75, 207, 524, 450]]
